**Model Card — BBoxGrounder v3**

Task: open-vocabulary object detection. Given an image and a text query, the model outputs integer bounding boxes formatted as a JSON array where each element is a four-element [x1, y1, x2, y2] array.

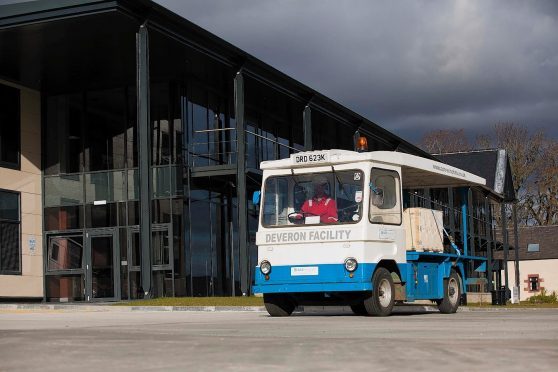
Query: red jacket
[[300, 197, 338, 224]]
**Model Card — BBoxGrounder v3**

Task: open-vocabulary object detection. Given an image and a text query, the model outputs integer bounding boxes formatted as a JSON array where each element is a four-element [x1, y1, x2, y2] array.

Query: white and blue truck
[[252, 148, 487, 316]]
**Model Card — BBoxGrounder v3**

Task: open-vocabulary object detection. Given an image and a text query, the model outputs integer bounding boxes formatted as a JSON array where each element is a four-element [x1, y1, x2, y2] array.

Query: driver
[[294, 175, 338, 224]]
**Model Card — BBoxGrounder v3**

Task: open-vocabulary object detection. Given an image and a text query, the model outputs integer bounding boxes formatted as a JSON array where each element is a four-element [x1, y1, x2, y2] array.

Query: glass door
[[45, 234, 86, 302], [86, 229, 119, 301]]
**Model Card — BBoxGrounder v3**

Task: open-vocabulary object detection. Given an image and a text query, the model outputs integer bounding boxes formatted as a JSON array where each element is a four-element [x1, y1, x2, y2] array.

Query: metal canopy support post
[[512, 203, 520, 296], [467, 189, 475, 256], [235, 71, 249, 295], [484, 197, 493, 292], [303, 105, 312, 151], [502, 202, 510, 294], [459, 187, 468, 256], [137, 24, 152, 298], [448, 187, 455, 240]]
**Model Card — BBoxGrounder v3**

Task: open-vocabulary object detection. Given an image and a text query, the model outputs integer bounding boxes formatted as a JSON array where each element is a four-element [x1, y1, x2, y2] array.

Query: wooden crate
[[402, 208, 444, 252]]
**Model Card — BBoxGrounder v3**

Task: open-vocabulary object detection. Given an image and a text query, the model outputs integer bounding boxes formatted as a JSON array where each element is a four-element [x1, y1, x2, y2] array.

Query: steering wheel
[[287, 211, 318, 224]]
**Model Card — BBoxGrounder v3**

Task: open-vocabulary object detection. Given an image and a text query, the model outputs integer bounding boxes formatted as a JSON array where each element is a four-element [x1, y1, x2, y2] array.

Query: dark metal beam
[[448, 187, 455, 240], [235, 71, 249, 296], [137, 23, 152, 298], [484, 197, 493, 292], [303, 105, 312, 151], [501, 202, 509, 295], [512, 203, 520, 297], [467, 188, 475, 256], [459, 187, 469, 256]]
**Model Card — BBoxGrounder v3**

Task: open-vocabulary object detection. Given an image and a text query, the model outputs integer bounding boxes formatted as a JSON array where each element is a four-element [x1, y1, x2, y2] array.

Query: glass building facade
[[0, 0, 514, 301]]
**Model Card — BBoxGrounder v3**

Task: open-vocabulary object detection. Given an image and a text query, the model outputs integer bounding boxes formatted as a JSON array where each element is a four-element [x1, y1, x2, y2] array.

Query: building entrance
[[45, 228, 120, 302], [86, 229, 119, 301]]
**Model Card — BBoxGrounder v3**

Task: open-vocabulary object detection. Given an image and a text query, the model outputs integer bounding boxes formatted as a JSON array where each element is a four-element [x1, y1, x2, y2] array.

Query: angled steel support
[[137, 24, 152, 298], [235, 71, 249, 295], [303, 105, 312, 151]]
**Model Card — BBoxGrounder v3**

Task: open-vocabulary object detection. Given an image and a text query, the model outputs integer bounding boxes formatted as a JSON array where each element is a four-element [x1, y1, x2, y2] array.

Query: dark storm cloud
[[156, 0, 558, 141]]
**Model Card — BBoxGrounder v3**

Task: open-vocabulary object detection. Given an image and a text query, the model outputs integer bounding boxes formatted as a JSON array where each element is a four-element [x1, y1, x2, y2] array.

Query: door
[[86, 229, 119, 301]]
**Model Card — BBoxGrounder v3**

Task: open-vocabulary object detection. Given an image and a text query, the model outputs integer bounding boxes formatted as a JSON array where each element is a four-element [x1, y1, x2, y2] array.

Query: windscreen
[[262, 170, 364, 227]]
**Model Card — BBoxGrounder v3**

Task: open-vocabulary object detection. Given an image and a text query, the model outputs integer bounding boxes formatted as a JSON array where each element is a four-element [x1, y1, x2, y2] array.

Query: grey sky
[[155, 0, 558, 143]]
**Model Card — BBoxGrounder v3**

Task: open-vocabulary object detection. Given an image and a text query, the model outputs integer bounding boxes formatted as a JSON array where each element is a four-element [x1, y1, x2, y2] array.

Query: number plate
[[292, 151, 329, 165], [291, 266, 319, 276]]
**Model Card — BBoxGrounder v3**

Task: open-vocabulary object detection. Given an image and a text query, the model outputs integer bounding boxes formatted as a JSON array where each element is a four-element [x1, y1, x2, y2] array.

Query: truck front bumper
[[253, 263, 375, 294]]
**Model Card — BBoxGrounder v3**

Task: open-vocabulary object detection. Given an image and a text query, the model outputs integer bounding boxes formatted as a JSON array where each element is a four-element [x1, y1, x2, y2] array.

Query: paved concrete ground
[[0, 308, 557, 371]]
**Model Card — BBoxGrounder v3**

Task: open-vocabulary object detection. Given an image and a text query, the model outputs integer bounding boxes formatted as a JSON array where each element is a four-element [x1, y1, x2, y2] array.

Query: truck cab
[[253, 149, 487, 316]]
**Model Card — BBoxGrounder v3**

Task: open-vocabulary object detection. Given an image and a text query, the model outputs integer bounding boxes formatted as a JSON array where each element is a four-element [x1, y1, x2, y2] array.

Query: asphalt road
[[0, 308, 557, 371]]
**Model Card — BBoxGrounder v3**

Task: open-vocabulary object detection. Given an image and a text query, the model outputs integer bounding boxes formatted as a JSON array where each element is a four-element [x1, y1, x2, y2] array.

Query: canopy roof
[[434, 149, 516, 202], [261, 149, 489, 191]]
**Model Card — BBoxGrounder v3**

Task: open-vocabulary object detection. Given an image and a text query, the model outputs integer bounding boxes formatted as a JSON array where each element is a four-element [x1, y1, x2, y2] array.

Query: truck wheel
[[350, 303, 368, 315], [438, 271, 461, 314], [364, 267, 395, 316], [263, 294, 295, 317]]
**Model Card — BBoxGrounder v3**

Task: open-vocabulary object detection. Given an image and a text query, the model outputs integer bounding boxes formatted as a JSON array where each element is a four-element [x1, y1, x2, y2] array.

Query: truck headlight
[[344, 257, 358, 272], [260, 260, 272, 275]]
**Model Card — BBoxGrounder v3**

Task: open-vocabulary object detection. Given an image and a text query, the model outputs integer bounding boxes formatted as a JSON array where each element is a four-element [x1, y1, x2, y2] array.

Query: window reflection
[[47, 236, 83, 271]]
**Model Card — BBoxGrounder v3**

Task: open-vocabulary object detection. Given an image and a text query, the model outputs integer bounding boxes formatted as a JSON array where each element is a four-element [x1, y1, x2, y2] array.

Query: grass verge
[[465, 302, 558, 308], [115, 297, 264, 307]]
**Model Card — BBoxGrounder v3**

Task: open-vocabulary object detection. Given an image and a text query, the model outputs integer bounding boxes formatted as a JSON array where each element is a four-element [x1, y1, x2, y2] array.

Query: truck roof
[[260, 150, 487, 189]]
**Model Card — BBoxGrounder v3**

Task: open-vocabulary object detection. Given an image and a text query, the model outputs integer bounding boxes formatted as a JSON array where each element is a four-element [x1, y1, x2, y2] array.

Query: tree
[[419, 123, 558, 226], [419, 129, 470, 154]]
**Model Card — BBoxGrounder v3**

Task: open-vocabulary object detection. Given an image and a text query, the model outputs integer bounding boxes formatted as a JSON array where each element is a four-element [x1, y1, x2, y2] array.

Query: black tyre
[[364, 267, 395, 316], [350, 303, 368, 316], [438, 271, 461, 314], [263, 294, 295, 317]]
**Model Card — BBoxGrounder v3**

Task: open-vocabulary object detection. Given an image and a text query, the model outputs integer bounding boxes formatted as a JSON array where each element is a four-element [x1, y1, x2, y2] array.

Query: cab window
[[369, 169, 401, 225]]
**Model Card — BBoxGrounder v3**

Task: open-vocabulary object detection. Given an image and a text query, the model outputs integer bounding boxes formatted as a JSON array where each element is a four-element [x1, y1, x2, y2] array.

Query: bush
[[528, 289, 558, 304]]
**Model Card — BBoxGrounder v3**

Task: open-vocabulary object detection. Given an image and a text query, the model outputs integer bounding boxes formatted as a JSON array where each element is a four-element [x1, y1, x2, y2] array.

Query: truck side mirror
[[252, 191, 261, 205]]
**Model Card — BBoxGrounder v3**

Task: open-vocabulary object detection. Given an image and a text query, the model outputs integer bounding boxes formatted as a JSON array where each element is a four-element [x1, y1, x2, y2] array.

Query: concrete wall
[[0, 81, 43, 298], [504, 259, 558, 300]]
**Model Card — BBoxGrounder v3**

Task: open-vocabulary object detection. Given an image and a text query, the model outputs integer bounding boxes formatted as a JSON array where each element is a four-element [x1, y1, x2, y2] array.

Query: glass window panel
[[152, 230, 170, 266], [131, 231, 141, 267], [91, 235, 114, 298], [85, 203, 121, 228], [370, 169, 402, 225], [46, 274, 84, 302], [0, 84, 20, 168], [152, 199, 171, 224], [127, 169, 139, 200], [128, 271, 142, 299], [151, 270, 174, 298], [44, 175, 84, 207], [126, 86, 138, 168], [527, 244, 540, 252], [85, 171, 125, 203], [0, 191, 19, 221], [47, 236, 83, 271], [127, 201, 140, 226], [191, 101, 209, 167], [84, 88, 126, 171], [45, 206, 84, 231], [262, 171, 364, 227], [152, 165, 183, 198], [0, 221, 20, 273], [45, 94, 83, 175], [190, 190, 211, 296]]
